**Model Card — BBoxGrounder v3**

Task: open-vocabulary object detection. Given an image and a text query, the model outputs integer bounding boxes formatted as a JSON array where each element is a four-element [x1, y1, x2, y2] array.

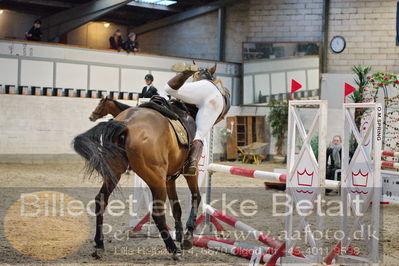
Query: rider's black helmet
[[145, 74, 154, 81]]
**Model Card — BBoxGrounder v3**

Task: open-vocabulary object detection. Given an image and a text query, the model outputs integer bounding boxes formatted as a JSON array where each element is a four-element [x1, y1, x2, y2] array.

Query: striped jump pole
[[193, 236, 272, 264], [204, 204, 304, 258], [195, 213, 226, 232], [381, 161, 399, 169], [382, 150, 399, 158], [129, 212, 151, 232], [208, 163, 286, 182], [208, 163, 340, 190], [194, 235, 275, 255], [381, 151, 399, 169]]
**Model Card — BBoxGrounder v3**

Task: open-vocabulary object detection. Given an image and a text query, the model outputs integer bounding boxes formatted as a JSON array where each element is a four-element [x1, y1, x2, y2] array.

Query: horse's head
[[193, 63, 217, 82], [89, 96, 109, 121]]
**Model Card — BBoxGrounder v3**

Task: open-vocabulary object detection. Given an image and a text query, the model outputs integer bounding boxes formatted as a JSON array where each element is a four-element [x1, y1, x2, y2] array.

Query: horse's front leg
[[166, 180, 183, 243], [93, 176, 120, 259], [181, 175, 201, 250]]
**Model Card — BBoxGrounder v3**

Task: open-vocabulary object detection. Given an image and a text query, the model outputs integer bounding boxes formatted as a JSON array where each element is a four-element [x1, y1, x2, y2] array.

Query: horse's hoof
[[91, 248, 105, 260], [181, 239, 193, 250], [181, 235, 193, 250], [171, 250, 182, 261]]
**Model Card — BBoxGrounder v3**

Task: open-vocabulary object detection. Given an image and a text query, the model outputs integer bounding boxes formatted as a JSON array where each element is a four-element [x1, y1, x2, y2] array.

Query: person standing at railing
[[109, 29, 123, 51], [123, 32, 139, 53], [25, 19, 42, 41]]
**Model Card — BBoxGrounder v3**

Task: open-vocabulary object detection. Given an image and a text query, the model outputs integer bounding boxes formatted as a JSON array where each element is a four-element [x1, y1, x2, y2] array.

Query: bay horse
[[89, 97, 131, 122], [89, 96, 203, 248], [73, 65, 219, 260]]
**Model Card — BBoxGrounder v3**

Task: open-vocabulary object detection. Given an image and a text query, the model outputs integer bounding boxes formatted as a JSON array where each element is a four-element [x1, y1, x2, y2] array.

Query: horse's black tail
[[73, 120, 128, 187]]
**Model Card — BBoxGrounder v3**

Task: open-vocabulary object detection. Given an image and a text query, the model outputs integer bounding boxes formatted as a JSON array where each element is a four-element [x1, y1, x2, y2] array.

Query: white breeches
[[165, 79, 224, 141]]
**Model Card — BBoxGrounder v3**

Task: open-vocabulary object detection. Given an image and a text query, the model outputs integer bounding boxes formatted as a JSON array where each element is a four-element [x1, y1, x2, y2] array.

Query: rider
[[139, 74, 159, 98], [165, 62, 226, 176]]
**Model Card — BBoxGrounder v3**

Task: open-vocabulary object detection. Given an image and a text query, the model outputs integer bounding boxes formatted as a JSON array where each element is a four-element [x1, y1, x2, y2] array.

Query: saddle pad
[[168, 118, 188, 146], [140, 101, 179, 120]]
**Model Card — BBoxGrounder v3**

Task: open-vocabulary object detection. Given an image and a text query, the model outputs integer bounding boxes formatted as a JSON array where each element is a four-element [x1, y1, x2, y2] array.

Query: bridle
[[91, 98, 109, 117], [194, 68, 214, 81]]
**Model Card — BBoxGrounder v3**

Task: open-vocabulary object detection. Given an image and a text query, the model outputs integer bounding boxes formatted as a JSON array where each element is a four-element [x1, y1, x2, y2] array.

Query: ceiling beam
[[126, 1, 181, 12], [132, 0, 243, 35], [97, 15, 148, 26], [41, 0, 132, 41], [216, 7, 226, 61], [103, 8, 163, 18], [5, 0, 74, 8]]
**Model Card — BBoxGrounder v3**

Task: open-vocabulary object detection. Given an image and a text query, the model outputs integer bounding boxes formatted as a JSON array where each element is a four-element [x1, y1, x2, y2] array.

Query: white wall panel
[[321, 73, 355, 109], [254, 74, 270, 102], [244, 56, 319, 74], [0, 40, 240, 98], [243, 75, 254, 104], [243, 55, 320, 103], [56, 63, 88, 90], [90, 65, 119, 91], [271, 72, 286, 94], [0, 40, 238, 76], [20, 60, 53, 87], [0, 58, 18, 85], [121, 68, 150, 93], [152, 71, 175, 97], [307, 69, 319, 90]]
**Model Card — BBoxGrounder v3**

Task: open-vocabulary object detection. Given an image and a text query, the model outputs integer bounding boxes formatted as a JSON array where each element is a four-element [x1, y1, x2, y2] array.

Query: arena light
[[130, 0, 177, 6], [137, 0, 159, 3], [157, 0, 176, 5], [103, 22, 110, 28], [0, 10, 4, 14]]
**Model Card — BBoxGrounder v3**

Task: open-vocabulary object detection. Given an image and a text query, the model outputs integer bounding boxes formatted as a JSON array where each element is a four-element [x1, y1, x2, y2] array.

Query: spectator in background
[[326, 135, 342, 181], [25, 19, 42, 41], [123, 32, 139, 53], [109, 29, 123, 51], [139, 74, 158, 98]]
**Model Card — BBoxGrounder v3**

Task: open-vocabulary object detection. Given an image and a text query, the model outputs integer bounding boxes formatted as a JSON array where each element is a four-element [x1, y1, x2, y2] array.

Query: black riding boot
[[167, 63, 198, 90], [183, 140, 203, 176]]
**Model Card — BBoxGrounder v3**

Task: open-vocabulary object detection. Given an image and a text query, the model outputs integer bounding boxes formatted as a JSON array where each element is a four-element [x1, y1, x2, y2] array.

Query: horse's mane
[[111, 99, 131, 111]]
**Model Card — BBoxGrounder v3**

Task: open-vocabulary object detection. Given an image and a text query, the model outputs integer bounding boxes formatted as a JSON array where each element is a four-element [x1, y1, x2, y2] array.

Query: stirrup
[[171, 63, 198, 73], [182, 165, 198, 177]]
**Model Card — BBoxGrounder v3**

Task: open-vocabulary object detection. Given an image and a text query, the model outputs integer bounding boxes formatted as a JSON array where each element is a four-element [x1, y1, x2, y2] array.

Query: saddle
[[139, 96, 197, 147]]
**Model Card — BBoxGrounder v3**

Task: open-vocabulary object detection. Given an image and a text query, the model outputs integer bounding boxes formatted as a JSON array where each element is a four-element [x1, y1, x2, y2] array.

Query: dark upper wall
[[136, 0, 399, 73], [4, 0, 399, 72], [225, 1, 250, 62], [136, 0, 323, 63], [137, 11, 219, 61], [135, 2, 249, 63], [0, 10, 38, 40], [246, 0, 323, 43], [327, 0, 399, 73]]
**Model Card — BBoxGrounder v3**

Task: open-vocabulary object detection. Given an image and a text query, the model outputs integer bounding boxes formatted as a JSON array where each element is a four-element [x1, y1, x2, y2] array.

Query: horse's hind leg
[[151, 180, 182, 260], [166, 180, 183, 243], [93, 175, 121, 259], [181, 174, 201, 250]]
